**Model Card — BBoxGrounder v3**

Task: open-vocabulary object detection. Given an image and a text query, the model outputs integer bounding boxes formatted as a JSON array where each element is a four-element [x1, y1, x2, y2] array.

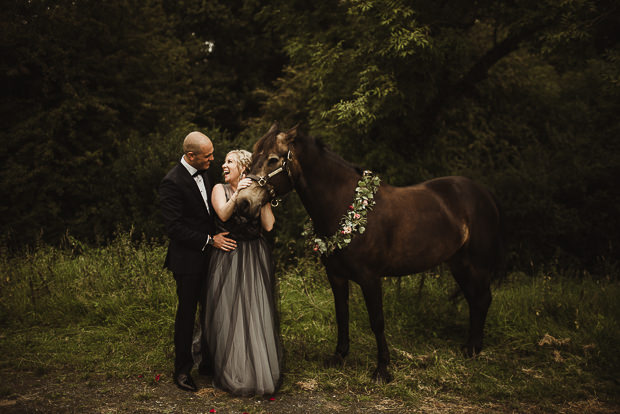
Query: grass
[[1, 232, 619, 412]]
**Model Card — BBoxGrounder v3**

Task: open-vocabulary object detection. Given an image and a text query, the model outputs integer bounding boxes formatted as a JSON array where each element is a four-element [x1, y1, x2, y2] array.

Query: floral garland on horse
[[302, 170, 381, 255]]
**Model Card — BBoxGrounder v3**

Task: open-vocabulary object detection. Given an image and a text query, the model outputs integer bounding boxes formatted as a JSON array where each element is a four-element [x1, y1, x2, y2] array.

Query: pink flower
[[155, 374, 161, 382], [343, 227, 352, 234], [269, 397, 276, 401], [210, 409, 216, 413], [354, 213, 361, 219], [362, 200, 368, 206]]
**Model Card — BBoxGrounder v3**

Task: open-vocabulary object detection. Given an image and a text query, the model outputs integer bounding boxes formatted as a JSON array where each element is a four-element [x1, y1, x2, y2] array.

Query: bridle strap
[[246, 150, 294, 205]]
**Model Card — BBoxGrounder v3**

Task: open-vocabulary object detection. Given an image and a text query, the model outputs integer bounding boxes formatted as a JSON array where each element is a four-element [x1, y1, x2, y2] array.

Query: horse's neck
[[295, 150, 360, 236]]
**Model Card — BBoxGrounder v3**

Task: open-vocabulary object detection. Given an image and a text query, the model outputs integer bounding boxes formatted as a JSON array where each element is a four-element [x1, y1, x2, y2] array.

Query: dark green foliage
[[1, 0, 619, 270], [1, 0, 284, 248], [252, 0, 620, 270], [1, 0, 192, 245]]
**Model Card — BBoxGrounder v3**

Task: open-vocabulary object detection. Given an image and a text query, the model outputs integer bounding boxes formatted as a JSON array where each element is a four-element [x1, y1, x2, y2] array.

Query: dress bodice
[[215, 184, 262, 241]]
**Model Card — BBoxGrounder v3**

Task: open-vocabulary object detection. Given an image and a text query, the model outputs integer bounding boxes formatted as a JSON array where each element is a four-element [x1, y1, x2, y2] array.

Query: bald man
[[159, 131, 237, 392]]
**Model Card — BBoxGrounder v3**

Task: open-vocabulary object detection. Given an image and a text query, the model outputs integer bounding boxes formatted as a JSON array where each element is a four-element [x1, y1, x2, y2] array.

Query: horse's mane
[[253, 125, 364, 175], [314, 135, 365, 176]]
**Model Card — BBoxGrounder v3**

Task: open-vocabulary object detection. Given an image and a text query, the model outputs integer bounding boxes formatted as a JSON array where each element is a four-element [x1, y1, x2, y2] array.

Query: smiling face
[[183, 132, 214, 171], [222, 152, 243, 184], [190, 141, 214, 171]]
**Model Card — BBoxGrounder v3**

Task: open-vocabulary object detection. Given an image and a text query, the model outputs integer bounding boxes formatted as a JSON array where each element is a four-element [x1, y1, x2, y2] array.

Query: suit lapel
[[178, 164, 211, 215]]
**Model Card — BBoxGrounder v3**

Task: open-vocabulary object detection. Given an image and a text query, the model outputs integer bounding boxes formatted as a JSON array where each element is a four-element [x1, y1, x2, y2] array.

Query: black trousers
[[173, 272, 211, 376]]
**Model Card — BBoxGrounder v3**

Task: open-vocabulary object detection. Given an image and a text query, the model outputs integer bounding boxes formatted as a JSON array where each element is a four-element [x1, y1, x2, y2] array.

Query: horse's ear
[[267, 122, 279, 134], [286, 124, 299, 141], [276, 124, 299, 148]]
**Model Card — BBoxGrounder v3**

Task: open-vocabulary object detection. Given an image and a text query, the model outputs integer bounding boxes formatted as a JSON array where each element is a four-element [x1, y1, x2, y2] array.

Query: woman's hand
[[236, 177, 253, 192]]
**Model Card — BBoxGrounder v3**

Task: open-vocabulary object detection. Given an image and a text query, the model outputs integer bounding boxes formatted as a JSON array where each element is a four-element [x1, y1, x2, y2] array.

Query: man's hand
[[212, 232, 237, 251]]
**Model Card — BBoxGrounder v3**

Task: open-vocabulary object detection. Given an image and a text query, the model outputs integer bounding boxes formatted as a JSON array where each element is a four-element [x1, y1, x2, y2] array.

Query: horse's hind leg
[[449, 259, 492, 357], [360, 277, 393, 383]]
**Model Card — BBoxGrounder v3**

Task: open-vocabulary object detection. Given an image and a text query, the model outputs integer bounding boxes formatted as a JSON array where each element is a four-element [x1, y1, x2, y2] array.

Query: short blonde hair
[[227, 149, 252, 173]]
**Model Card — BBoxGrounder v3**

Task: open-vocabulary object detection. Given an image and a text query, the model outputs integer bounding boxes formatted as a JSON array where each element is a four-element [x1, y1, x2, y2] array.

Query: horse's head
[[236, 122, 299, 218]]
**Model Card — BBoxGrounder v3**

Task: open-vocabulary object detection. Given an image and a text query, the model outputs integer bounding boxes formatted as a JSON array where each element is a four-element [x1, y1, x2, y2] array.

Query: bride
[[203, 149, 282, 396]]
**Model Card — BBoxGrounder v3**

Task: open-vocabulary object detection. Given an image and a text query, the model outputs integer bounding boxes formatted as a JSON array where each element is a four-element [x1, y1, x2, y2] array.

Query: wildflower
[[354, 213, 361, 219], [348, 204, 354, 210], [155, 374, 161, 382]]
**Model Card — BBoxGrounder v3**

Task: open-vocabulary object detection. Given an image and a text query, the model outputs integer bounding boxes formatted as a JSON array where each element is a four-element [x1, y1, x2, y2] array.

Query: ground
[[0, 369, 617, 414]]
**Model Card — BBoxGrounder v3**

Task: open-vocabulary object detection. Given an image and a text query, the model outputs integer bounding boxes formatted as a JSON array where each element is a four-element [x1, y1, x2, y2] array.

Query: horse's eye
[[268, 156, 279, 166]]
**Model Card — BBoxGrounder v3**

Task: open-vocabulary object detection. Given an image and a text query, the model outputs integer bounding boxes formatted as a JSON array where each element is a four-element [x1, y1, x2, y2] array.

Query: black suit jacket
[[159, 163, 216, 275]]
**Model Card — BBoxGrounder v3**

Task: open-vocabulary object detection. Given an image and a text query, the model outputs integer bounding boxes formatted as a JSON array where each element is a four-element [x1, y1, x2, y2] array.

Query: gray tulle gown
[[204, 184, 282, 396]]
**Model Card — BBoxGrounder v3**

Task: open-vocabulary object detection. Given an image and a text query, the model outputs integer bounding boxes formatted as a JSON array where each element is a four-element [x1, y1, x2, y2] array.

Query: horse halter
[[245, 149, 294, 207]]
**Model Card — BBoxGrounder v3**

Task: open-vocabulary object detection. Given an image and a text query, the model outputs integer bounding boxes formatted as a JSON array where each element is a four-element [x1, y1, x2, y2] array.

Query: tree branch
[[420, 22, 547, 136]]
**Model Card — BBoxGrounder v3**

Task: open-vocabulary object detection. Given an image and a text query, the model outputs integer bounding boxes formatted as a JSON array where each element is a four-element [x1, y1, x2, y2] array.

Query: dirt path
[[0, 370, 617, 413]]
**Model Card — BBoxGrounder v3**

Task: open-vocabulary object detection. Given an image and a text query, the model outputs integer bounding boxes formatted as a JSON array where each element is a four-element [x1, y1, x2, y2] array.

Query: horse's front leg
[[325, 274, 349, 367], [361, 278, 393, 383]]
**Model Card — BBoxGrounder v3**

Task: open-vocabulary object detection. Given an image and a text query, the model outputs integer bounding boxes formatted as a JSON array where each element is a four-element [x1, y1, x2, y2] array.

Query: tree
[[246, 0, 620, 269], [1, 0, 192, 246]]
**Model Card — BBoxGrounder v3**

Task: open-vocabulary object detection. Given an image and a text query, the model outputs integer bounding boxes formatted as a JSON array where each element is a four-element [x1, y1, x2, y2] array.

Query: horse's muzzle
[[235, 184, 267, 219]]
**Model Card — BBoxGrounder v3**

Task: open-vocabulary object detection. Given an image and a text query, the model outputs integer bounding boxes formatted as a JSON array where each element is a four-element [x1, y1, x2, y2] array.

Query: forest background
[[1, 1, 620, 412], [2, 0, 619, 273]]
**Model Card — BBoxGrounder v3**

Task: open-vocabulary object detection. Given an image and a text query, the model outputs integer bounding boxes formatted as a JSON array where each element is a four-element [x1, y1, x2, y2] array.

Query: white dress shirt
[[180, 156, 210, 213]]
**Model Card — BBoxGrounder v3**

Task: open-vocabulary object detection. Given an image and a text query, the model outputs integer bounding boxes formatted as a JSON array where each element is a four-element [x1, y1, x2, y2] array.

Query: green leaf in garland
[[303, 171, 380, 255]]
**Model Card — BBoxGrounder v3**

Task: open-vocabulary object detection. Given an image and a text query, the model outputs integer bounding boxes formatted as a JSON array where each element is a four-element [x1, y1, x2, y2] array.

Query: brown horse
[[236, 123, 504, 383]]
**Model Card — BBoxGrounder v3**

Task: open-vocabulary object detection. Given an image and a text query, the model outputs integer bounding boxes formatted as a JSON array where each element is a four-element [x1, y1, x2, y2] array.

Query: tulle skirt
[[204, 237, 282, 396]]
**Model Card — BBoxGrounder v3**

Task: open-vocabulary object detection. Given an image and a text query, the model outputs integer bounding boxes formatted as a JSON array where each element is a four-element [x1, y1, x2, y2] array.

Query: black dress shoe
[[174, 373, 197, 392]]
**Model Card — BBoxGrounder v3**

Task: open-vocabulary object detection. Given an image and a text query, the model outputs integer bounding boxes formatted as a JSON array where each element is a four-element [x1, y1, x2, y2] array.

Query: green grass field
[[1, 233, 618, 412]]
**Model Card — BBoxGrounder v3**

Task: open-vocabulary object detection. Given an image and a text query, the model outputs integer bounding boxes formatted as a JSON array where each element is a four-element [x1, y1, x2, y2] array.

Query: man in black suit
[[159, 131, 237, 392]]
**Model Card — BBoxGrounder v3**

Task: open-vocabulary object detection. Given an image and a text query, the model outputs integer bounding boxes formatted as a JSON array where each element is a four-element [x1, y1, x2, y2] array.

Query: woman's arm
[[211, 178, 253, 222], [260, 202, 275, 232], [211, 183, 236, 222]]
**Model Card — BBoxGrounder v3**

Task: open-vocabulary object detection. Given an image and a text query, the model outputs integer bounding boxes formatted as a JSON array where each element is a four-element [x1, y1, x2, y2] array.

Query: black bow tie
[[192, 170, 205, 177]]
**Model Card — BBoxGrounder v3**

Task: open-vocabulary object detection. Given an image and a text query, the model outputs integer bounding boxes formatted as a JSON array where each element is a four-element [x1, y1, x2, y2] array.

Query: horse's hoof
[[324, 353, 345, 368], [371, 366, 393, 384], [462, 343, 482, 358]]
